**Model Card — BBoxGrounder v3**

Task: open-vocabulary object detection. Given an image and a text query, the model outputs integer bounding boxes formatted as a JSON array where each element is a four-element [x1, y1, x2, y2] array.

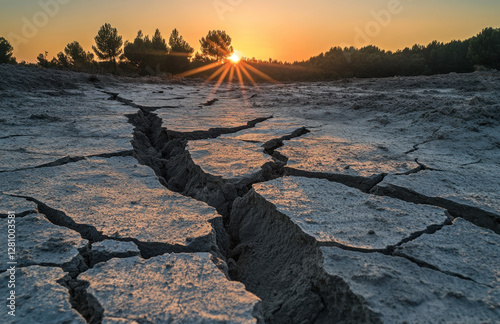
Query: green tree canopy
[[0, 37, 16, 64], [92, 23, 123, 68], [199, 30, 233, 61]]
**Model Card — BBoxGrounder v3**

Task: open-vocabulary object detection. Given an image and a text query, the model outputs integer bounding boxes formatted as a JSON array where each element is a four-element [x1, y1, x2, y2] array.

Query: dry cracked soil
[[0, 64, 499, 323]]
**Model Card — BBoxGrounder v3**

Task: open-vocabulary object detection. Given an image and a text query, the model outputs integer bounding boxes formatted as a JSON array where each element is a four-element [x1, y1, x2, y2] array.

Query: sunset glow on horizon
[[1, 0, 499, 63], [229, 52, 242, 64]]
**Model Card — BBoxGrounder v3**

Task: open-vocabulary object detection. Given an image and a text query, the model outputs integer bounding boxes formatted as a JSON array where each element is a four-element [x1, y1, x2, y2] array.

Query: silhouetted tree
[[468, 27, 500, 69], [64, 41, 94, 69], [36, 51, 51, 68], [200, 30, 233, 61], [37, 50, 72, 70], [55, 52, 70, 69], [151, 29, 168, 51], [124, 30, 147, 66], [92, 23, 123, 70], [123, 29, 169, 74], [0, 37, 16, 64], [192, 52, 213, 64], [169, 29, 194, 54], [168, 29, 194, 73]]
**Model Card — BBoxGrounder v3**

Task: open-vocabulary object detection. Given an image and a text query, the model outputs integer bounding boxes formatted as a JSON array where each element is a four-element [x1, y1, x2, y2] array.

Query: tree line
[[252, 27, 499, 81], [0, 23, 234, 76], [0, 25, 498, 80]]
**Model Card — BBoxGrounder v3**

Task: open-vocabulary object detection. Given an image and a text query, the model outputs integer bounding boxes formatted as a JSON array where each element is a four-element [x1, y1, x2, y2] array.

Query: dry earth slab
[[2, 156, 220, 255], [253, 176, 449, 249], [0, 213, 88, 276], [78, 253, 261, 323], [0, 266, 86, 323]]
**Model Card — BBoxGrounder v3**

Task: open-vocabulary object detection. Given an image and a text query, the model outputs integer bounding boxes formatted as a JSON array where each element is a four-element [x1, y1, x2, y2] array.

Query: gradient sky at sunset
[[1, 0, 499, 63]]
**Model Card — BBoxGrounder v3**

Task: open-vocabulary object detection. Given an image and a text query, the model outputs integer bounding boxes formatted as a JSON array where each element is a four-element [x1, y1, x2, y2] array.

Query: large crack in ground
[[126, 108, 382, 323], [9, 87, 496, 323], [125, 104, 500, 322]]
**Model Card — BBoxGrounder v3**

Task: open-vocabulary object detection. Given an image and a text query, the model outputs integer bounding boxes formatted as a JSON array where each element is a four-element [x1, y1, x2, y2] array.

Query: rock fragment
[[90, 240, 140, 266]]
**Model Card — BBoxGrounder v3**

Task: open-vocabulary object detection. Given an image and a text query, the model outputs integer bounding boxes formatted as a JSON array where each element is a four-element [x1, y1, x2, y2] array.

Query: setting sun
[[229, 52, 241, 64]]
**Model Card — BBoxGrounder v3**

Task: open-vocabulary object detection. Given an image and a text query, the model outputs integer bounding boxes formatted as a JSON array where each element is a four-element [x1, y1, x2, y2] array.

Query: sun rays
[[175, 50, 278, 104], [173, 31, 277, 101]]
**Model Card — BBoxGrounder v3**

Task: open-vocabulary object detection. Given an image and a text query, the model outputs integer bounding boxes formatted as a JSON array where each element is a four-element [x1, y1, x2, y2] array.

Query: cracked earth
[[1, 65, 499, 323]]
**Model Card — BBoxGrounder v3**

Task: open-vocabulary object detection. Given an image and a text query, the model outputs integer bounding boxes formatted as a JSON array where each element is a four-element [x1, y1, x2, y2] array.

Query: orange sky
[[1, 0, 499, 63]]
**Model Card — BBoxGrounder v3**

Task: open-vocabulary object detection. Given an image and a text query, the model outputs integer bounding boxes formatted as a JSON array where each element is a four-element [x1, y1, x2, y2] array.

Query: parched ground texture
[[1, 64, 499, 323]]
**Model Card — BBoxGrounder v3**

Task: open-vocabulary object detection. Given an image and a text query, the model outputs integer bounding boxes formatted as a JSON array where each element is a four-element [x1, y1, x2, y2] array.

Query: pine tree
[[92, 23, 123, 70]]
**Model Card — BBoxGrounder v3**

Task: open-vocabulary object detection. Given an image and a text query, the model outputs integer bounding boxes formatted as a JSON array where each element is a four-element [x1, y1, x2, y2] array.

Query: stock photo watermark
[[341, 0, 412, 61], [213, 0, 245, 20], [7, 0, 73, 48], [6, 211, 17, 317]]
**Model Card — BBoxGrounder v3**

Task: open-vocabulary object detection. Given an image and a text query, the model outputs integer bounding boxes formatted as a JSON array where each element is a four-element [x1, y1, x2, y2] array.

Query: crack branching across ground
[[104, 91, 178, 111], [0, 150, 133, 173], [395, 159, 442, 175], [282, 166, 499, 235], [262, 127, 311, 162], [276, 167, 483, 281], [5, 193, 209, 323], [0, 202, 105, 323], [0, 209, 38, 219], [55, 253, 105, 324], [126, 108, 382, 323], [316, 215, 484, 284], [166, 116, 274, 140], [285, 167, 386, 193], [371, 184, 500, 234], [7, 194, 203, 258]]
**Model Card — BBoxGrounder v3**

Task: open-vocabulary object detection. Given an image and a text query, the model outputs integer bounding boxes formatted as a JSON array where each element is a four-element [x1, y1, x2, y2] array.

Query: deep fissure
[[126, 107, 382, 323]]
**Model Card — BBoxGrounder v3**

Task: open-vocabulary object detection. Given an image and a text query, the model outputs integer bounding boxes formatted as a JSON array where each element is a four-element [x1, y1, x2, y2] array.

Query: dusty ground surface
[[0, 64, 499, 323]]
